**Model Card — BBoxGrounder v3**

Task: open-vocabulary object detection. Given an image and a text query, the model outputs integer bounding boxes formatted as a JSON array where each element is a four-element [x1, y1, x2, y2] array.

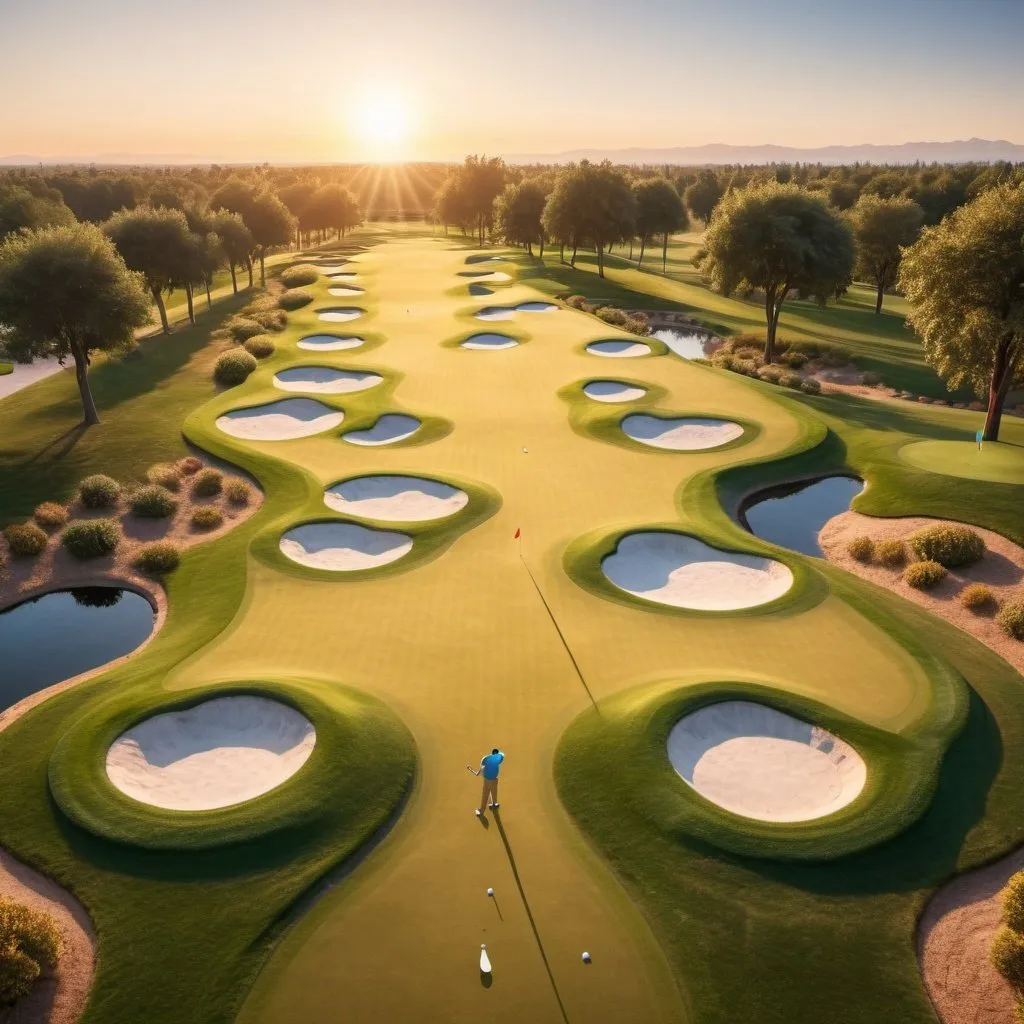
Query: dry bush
[[3, 522, 48, 557], [960, 583, 996, 612], [876, 539, 907, 568], [903, 560, 947, 590], [909, 523, 985, 568], [846, 536, 874, 562], [0, 896, 62, 1006]]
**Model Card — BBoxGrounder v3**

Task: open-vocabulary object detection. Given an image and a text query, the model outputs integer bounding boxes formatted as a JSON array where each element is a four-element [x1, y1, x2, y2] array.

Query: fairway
[[899, 438, 1024, 484]]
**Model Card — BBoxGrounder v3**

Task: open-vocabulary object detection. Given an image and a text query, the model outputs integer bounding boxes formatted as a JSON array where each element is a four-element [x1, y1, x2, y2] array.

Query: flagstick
[[515, 529, 599, 712]]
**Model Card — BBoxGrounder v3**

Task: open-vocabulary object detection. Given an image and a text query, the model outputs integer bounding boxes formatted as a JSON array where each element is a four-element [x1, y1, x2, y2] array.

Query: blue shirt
[[481, 752, 504, 780]]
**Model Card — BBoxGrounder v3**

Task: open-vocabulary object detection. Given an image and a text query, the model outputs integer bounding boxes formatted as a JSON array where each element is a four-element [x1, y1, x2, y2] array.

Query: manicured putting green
[[898, 439, 1024, 484]]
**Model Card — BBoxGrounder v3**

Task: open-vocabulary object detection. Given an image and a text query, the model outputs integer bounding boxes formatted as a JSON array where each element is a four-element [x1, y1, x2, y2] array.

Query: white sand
[[474, 307, 514, 321], [583, 380, 647, 403], [106, 696, 316, 811], [622, 414, 744, 450], [587, 340, 652, 358], [0, 356, 66, 400], [462, 333, 518, 350], [273, 366, 382, 394], [318, 307, 364, 322], [476, 271, 511, 282], [343, 414, 420, 446], [667, 701, 866, 822], [325, 475, 468, 522], [328, 272, 358, 280], [315, 263, 350, 274], [216, 398, 343, 440], [516, 301, 557, 312], [327, 286, 364, 297], [280, 522, 412, 570], [298, 334, 364, 351], [602, 532, 793, 610]]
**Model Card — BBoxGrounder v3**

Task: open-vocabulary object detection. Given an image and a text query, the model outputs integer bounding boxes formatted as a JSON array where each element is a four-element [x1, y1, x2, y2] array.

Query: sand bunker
[[298, 334, 364, 351], [461, 333, 518, 350], [516, 301, 556, 312], [622, 414, 744, 450], [583, 380, 647, 403], [318, 307, 365, 323], [105, 695, 316, 811], [315, 263, 350, 273], [667, 701, 866, 822], [474, 306, 515, 321], [280, 522, 412, 571], [328, 272, 358, 280], [343, 414, 421, 446], [469, 284, 493, 296], [602, 532, 793, 610], [327, 286, 364, 297], [465, 255, 506, 264], [273, 366, 382, 394], [216, 398, 343, 441], [325, 475, 468, 522], [587, 340, 652, 358]]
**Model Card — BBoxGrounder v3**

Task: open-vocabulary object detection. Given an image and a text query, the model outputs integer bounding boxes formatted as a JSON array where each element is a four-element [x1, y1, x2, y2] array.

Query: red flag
[[514, 528, 521, 539]]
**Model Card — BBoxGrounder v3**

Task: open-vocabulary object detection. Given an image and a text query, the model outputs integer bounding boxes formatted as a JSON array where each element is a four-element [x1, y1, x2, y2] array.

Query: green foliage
[[225, 479, 252, 506], [960, 583, 996, 611], [632, 177, 689, 267], [847, 536, 874, 562], [133, 541, 180, 575], [684, 170, 724, 223], [214, 349, 257, 387], [60, 519, 119, 559], [799, 379, 822, 395], [191, 468, 223, 498], [226, 316, 264, 342], [903, 560, 947, 589], [909, 523, 985, 567], [594, 305, 649, 336], [129, 484, 177, 519], [146, 462, 181, 492], [277, 288, 313, 310], [998, 602, 1024, 641], [0, 896, 62, 1005], [435, 155, 506, 241], [33, 502, 69, 530], [1004, 872, 1024, 933], [3, 522, 48, 556], [280, 264, 319, 287], [210, 210, 253, 282], [848, 194, 923, 312], [190, 506, 223, 531], [243, 334, 275, 358], [306, 184, 361, 238], [78, 473, 121, 509], [991, 925, 1024, 990], [494, 178, 549, 252], [178, 456, 203, 476], [0, 182, 75, 239], [876, 539, 908, 567]]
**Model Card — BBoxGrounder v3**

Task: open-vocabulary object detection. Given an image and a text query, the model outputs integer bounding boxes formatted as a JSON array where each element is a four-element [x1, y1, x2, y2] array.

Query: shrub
[[0, 896, 62, 1005], [799, 379, 822, 395], [779, 372, 802, 389], [822, 345, 852, 367], [909, 523, 986, 568], [33, 502, 69, 530], [250, 307, 288, 332], [78, 474, 121, 509], [146, 462, 181, 491], [781, 350, 808, 369], [280, 264, 320, 288], [133, 542, 180, 575], [1003, 872, 1024, 933], [244, 334, 275, 358], [225, 479, 252, 506], [191, 506, 223, 531], [991, 924, 1024, 990], [861, 371, 883, 386], [904, 560, 947, 590], [178, 456, 203, 476], [876, 539, 907, 568], [226, 316, 263, 342], [595, 307, 628, 328], [61, 519, 119, 560], [565, 295, 591, 311], [3, 523, 48, 557], [847, 536, 874, 562], [998, 602, 1024, 641], [278, 288, 314, 311], [214, 349, 258, 387], [960, 583, 996, 612], [191, 468, 223, 498], [756, 366, 784, 385], [129, 484, 177, 518]]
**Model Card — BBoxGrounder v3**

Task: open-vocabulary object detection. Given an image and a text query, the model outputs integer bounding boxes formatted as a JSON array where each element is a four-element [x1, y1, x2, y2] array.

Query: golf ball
[[487, 887, 494, 896], [582, 952, 592, 963]]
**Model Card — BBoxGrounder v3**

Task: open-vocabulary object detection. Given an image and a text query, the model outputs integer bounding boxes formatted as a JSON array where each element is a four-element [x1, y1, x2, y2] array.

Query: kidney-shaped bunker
[[216, 398, 343, 440], [280, 522, 413, 571]]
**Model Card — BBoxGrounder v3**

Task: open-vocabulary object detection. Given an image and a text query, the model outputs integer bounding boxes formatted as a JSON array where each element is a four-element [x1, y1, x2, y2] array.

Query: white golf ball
[[582, 952, 592, 963], [487, 887, 494, 896]]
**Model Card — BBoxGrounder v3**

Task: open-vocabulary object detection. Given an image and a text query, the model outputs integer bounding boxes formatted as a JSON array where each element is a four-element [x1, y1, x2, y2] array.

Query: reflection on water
[[653, 328, 710, 360]]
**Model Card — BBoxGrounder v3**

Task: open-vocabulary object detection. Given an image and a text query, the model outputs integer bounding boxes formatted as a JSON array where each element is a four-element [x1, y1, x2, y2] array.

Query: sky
[[1, 0, 1022, 163]]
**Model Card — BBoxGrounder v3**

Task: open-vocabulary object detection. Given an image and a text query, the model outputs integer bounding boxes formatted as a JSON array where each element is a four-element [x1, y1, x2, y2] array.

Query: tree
[[308, 184, 361, 241], [632, 177, 689, 271], [460, 156, 506, 244], [433, 173, 475, 235], [848, 195, 923, 314], [211, 211, 253, 294], [279, 180, 319, 246], [684, 171, 723, 223], [0, 223, 150, 424], [694, 182, 855, 363], [494, 178, 548, 256], [244, 191, 296, 285], [104, 206, 195, 333], [898, 183, 1024, 441], [0, 183, 76, 238], [861, 171, 910, 201]]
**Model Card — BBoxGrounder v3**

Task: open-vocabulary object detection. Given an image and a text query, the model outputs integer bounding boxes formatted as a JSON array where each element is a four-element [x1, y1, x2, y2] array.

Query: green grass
[[898, 438, 1024, 484], [0, 362, 11, 377]]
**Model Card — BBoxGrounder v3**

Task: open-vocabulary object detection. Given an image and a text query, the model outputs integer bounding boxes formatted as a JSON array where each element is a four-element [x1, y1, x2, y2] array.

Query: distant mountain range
[[504, 138, 1024, 166]]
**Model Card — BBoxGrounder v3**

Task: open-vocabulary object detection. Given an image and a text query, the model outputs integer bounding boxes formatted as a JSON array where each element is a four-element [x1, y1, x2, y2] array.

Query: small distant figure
[[475, 748, 505, 817], [976, 428, 984, 451]]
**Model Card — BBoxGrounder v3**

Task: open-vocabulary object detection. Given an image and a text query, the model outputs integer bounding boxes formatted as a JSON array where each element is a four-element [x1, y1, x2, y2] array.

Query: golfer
[[475, 748, 505, 817]]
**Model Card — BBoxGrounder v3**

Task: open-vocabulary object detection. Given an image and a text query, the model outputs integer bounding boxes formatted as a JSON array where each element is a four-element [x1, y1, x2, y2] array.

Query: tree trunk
[[151, 285, 170, 333], [247, 259, 254, 288], [596, 243, 605, 278], [637, 236, 646, 267], [559, 242, 565, 263], [570, 240, 578, 267], [875, 278, 884, 315], [764, 286, 784, 364], [229, 262, 238, 294], [527, 241, 533, 257], [70, 337, 99, 425], [205, 280, 212, 309], [539, 235, 545, 260], [185, 282, 195, 325], [629, 239, 634, 261], [983, 334, 1019, 441], [662, 233, 669, 273], [259, 250, 266, 286]]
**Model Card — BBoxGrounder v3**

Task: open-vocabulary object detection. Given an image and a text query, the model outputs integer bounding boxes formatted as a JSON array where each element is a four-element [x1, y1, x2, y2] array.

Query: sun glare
[[351, 91, 412, 159]]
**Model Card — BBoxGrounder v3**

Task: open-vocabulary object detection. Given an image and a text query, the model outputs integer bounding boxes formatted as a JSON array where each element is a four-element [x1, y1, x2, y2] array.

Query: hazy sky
[[2, 0, 1022, 162]]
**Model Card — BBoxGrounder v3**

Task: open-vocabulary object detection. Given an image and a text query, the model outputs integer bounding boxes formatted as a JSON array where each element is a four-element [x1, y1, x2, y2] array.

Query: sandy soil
[[622, 414, 744, 451], [918, 847, 1024, 1024], [106, 695, 316, 811], [819, 512, 1024, 674], [602, 532, 794, 610], [583, 381, 646, 403], [279, 522, 413, 570], [216, 398, 344, 440], [587, 340, 651, 358], [324, 476, 467, 522], [667, 701, 866, 822]]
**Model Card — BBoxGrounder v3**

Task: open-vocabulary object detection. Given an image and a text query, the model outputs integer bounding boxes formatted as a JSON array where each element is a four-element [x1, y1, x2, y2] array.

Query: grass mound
[[280, 265, 320, 288], [278, 289, 314, 311], [225, 479, 251, 506], [133, 542, 181, 575], [33, 502, 69, 530], [214, 350, 257, 387], [3, 522, 48, 557], [190, 507, 223, 531], [909, 523, 985, 567], [191, 469, 222, 498], [243, 335, 275, 358], [61, 519, 119, 559], [78, 474, 121, 509], [146, 463, 181, 492], [129, 485, 177, 519]]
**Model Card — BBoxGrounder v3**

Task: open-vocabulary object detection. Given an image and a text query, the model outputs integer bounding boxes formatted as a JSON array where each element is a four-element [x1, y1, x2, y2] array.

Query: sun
[[352, 91, 411, 157]]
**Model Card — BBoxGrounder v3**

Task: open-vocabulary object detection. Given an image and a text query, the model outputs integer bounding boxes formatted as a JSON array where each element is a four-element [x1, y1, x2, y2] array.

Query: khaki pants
[[479, 777, 499, 811]]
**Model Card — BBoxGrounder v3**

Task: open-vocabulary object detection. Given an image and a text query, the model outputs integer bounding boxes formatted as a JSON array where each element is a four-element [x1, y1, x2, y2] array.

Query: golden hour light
[[350, 89, 414, 160]]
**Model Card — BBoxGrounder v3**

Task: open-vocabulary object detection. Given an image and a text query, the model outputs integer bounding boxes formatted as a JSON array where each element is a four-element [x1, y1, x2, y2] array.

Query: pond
[[0, 587, 155, 711], [653, 328, 710, 360], [739, 476, 864, 557]]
